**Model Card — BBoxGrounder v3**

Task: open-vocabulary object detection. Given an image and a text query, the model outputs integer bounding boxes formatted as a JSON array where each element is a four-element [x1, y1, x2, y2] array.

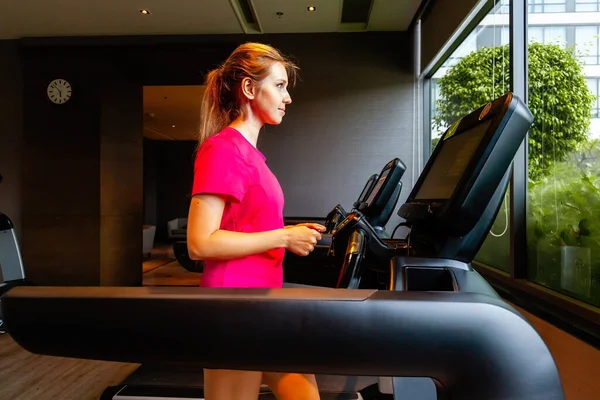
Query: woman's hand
[[283, 225, 323, 256]]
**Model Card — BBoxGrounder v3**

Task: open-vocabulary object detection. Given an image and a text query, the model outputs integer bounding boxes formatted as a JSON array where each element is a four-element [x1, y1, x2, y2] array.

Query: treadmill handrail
[[2, 286, 564, 400]]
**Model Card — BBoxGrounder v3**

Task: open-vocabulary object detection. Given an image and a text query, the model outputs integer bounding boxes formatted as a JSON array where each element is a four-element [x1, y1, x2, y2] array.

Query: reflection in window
[[429, 1, 511, 272]]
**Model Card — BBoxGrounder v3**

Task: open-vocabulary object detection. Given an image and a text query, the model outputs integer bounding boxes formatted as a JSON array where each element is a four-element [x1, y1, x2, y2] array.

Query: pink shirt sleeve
[[192, 138, 250, 203]]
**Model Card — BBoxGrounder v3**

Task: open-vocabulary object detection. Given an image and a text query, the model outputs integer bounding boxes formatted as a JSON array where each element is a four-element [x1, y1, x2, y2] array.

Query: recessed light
[[307, 6, 316, 12], [172, 125, 176, 128], [139, 9, 151, 15]]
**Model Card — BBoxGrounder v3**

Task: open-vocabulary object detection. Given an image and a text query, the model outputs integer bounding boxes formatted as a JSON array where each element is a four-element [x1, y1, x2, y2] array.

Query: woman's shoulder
[[200, 128, 242, 154], [204, 127, 259, 161]]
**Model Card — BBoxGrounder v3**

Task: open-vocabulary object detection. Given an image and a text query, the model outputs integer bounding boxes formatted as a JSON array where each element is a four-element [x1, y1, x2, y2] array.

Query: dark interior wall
[[19, 46, 144, 285], [99, 65, 143, 286], [143, 140, 196, 240], [20, 48, 103, 285], [143, 138, 158, 227], [0, 40, 23, 239]]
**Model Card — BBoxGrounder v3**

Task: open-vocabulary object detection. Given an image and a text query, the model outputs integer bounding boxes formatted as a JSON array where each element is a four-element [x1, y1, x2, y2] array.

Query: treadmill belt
[[108, 384, 363, 399], [122, 363, 378, 391]]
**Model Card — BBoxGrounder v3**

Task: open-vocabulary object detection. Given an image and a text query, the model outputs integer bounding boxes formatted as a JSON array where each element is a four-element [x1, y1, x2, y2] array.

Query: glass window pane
[[528, 26, 544, 43], [586, 78, 600, 117], [429, 2, 511, 272], [576, 0, 599, 12], [544, 26, 567, 48], [527, 6, 600, 306], [575, 26, 599, 65]]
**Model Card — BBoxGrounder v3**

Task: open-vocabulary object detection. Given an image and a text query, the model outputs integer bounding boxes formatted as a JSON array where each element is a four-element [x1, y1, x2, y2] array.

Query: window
[[528, 26, 567, 48], [576, 0, 600, 12], [576, 26, 600, 65], [429, 1, 512, 272], [526, 1, 600, 307], [587, 78, 600, 117], [529, 0, 567, 13]]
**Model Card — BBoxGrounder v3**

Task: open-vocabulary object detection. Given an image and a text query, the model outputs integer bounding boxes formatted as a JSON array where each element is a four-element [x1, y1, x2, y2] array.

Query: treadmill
[[283, 158, 406, 287], [320, 157, 406, 237], [0, 93, 565, 399], [0, 212, 26, 334]]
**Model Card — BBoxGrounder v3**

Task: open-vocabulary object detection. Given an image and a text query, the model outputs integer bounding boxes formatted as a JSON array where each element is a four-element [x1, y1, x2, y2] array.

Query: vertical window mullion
[[510, 0, 529, 279]]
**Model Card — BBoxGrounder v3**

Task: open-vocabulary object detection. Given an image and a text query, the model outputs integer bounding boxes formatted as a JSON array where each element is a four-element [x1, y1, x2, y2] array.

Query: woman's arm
[[187, 194, 323, 260]]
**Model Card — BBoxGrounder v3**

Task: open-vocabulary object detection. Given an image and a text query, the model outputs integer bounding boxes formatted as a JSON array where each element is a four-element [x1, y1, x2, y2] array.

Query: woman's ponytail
[[198, 68, 229, 146]]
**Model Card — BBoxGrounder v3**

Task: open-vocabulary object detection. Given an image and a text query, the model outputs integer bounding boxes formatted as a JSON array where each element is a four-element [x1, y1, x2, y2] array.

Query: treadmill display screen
[[357, 175, 377, 203], [414, 119, 492, 200], [365, 168, 389, 206]]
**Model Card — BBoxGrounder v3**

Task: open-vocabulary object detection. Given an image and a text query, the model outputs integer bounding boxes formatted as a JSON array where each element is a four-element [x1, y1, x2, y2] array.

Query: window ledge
[[473, 262, 600, 350]]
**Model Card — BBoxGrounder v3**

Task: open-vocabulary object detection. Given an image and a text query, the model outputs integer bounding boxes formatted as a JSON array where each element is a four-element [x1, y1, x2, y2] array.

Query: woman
[[187, 42, 324, 399]]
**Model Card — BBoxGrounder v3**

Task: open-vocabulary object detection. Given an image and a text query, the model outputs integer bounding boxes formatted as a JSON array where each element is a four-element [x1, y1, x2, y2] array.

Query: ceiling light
[[172, 125, 176, 128], [307, 6, 316, 12], [139, 9, 151, 15]]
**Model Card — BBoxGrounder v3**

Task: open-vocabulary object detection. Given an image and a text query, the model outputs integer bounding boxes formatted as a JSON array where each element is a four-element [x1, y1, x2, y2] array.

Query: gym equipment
[[0, 93, 565, 399], [283, 158, 407, 287], [323, 157, 406, 237], [321, 172, 379, 233], [0, 212, 26, 333], [0, 213, 25, 287], [354, 173, 379, 209], [172, 241, 204, 273], [331, 91, 531, 290]]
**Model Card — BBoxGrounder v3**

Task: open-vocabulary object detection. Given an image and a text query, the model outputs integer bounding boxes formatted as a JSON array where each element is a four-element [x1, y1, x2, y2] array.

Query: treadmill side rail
[[1, 286, 564, 400]]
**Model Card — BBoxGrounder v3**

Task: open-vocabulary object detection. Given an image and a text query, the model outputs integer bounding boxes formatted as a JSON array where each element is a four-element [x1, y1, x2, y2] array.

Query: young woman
[[186, 42, 324, 399]]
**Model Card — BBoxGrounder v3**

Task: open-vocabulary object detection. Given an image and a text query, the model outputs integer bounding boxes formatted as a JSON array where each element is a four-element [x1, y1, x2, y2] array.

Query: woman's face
[[251, 62, 292, 125]]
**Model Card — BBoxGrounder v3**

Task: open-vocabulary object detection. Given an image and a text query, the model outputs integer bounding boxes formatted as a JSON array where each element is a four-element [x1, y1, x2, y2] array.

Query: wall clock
[[47, 79, 72, 104]]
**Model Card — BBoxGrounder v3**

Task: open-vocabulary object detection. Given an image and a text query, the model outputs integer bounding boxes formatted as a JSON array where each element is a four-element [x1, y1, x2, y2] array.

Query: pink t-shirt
[[191, 127, 285, 288]]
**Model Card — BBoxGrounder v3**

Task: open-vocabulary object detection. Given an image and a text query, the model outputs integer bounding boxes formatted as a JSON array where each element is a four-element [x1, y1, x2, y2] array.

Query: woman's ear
[[241, 77, 256, 100]]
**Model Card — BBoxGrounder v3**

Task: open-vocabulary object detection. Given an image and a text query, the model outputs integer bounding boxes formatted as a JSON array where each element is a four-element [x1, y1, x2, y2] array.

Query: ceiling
[[0, 0, 423, 141], [0, 0, 422, 39]]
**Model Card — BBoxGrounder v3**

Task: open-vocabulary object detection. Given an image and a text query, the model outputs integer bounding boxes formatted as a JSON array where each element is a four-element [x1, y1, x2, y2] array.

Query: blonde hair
[[198, 42, 299, 145]]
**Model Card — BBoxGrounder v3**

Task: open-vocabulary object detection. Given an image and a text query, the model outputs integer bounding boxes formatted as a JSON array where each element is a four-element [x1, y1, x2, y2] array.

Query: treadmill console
[[324, 204, 347, 233], [359, 158, 405, 211], [357, 158, 406, 226], [324, 158, 406, 235], [353, 173, 379, 210], [331, 212, 394, 262], [398, 92, 533, 237]]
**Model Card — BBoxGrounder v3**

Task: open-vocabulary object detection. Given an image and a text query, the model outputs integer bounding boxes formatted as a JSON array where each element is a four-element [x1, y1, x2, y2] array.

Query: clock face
[[47, 79, 72, 104]]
